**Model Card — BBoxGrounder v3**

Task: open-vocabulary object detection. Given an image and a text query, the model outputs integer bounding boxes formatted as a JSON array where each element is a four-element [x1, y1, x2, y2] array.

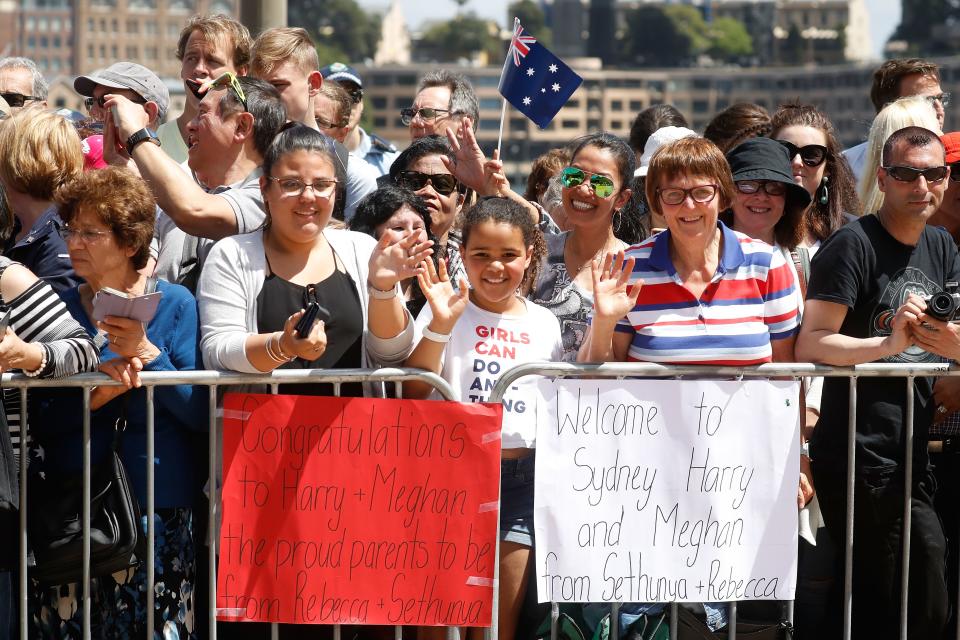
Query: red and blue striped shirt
[[613, 223, 800, 365]]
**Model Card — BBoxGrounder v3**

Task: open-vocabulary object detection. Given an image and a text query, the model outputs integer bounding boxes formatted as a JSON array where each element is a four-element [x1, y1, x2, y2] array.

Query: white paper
[[534, 379, 800, 603]]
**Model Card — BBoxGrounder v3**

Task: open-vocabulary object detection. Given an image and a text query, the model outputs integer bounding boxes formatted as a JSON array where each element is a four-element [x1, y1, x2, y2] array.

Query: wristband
[[367, 281, 399, 300], [421, 326, 451, 343], [800, 442, 811, 458]]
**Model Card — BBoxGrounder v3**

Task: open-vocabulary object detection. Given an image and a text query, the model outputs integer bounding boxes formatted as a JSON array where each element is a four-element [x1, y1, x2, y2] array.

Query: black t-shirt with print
[[807, 214, 960, 469]]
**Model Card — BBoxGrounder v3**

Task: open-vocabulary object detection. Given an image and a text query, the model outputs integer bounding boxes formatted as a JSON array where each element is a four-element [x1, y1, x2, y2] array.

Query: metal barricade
[[488, 361, 960, 640], [9, 367, 459, 640]]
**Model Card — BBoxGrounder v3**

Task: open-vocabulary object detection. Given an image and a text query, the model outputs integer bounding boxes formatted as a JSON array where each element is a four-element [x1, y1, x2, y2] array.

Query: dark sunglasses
[[395, 170, 460, 195], [0, 91, 41, 108], [84, 94, 146, 113], [345, 87, 363, 105], [883, 165, 949, 183], [400, 107, 451, 126], [736, 180, 787, 196], [950, 162, 960, 182], [777, 140, 828, 167], [560, 167, 616, 198]]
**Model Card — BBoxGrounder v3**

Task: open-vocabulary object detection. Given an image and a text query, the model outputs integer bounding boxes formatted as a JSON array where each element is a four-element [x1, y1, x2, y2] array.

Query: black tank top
[[256, 252, 364, 397]]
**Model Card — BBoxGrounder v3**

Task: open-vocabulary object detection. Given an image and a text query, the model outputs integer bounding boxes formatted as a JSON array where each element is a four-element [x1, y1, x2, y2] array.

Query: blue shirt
[[5, 206, 80, 294], [35, 280, 207, 507]]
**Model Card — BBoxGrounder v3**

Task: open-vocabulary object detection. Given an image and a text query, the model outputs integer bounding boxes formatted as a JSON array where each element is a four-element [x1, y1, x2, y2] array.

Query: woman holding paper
[[31, 166, 205, 639], [578, 136, 802, 635]]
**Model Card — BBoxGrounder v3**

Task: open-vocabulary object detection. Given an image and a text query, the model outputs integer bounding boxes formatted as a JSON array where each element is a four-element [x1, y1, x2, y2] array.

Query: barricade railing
[[7, 367, 459, 640], [488, 361, 960, 640], [11, 362, 960, 640]]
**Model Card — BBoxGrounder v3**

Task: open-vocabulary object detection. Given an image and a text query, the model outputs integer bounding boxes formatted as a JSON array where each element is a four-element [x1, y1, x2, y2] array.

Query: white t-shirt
[[414, 298, 563, 449]]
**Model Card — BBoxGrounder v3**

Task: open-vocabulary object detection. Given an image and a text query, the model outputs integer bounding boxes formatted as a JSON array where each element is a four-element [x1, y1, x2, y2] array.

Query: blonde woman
[[858, 95, 940, 215]]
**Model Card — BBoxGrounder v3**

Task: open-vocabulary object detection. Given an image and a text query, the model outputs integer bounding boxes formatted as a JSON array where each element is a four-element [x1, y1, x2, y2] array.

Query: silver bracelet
[[274, 332, 295, 361], [23, 345, 48, 378], [367, 281, 399, 300], [264, 332, 290, 363], [421, 326, 451, 343]]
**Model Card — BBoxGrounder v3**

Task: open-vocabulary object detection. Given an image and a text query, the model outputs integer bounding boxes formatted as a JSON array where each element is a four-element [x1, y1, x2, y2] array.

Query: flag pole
[[496, 98, 507, 156]]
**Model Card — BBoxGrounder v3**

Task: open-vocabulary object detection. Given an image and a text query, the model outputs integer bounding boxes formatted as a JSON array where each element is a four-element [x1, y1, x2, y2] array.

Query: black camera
[[925, 281, 960, 321]]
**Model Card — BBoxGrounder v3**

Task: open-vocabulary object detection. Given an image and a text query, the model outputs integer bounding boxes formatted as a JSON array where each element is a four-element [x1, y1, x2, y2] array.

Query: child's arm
[[403, 259, 470, 399]]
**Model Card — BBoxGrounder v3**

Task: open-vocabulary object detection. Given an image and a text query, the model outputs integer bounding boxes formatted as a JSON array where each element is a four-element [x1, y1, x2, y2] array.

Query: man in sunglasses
[[405, 70, 479, 142], [0, 57, 47, 113], [797, 125, 958, 638], [321, 62, 398, 176], [74, 62, 169, 143], [845, 58, 946, 183]]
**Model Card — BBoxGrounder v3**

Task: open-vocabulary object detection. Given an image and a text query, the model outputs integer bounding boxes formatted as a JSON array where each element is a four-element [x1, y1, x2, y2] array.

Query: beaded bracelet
[[23, 345, 48, 378]]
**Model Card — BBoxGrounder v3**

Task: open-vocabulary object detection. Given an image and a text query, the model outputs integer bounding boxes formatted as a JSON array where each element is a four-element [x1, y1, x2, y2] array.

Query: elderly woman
[[529, 133, 635, 362], [349, 185, 433, 317], [198, 124, 427, 392], [578, 135, 803, 634], [388, 135, 467, 286], [0, 109, 83, 293], [31, 167, 205, 639]]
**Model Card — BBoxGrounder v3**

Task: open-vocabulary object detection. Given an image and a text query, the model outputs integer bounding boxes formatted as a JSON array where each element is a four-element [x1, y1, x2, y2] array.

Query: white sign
[[534, 379, 799, 603]]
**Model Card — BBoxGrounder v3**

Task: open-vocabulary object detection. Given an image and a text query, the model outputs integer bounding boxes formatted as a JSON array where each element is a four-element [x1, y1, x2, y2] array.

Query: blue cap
[[320, 62, 362, 88]]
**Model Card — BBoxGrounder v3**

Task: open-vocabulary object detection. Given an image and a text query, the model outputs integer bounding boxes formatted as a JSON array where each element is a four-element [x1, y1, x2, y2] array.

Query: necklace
[[568, 238, 615, 279]]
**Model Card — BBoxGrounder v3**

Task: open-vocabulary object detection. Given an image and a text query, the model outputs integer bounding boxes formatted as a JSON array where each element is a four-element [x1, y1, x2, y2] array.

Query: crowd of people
[[0, 13, 955, 640]]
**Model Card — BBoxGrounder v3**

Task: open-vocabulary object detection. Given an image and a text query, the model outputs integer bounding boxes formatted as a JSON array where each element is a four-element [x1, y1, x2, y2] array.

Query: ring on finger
[[938, 404, 949, 415]]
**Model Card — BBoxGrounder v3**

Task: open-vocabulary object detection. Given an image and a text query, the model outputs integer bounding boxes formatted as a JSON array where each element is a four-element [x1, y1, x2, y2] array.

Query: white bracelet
[[23, 345, 48, 378], [421, 326, 451, 343], [367, 281, 399, 300]]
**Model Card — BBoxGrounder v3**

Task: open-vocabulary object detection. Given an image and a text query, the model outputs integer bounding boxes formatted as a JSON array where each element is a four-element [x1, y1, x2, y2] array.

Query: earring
[[817, 176, 829, 206], [613, 208, 622, 231]]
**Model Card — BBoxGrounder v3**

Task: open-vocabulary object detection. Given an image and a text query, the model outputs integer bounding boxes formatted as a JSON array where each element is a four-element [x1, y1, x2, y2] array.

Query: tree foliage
[[508, 0, 551, 47], [620, 4, 752, 66], [417, 13, 502, 63], [288, 0, 382, 63]]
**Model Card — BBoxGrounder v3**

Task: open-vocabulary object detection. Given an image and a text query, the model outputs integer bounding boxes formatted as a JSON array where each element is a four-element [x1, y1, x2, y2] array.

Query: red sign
[[216, 393, 502, 626]]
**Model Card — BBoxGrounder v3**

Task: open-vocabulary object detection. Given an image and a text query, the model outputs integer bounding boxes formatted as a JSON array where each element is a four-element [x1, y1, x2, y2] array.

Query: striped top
[[0, 257, 100, 459], [613, 223, 800, 365]]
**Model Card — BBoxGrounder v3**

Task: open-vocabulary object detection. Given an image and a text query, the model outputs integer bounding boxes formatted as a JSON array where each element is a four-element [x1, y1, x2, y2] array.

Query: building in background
[[0, 0, 237, 78]]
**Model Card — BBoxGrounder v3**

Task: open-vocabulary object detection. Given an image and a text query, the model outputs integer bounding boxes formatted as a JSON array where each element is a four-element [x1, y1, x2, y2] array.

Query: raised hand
[[417, 257, 469, 331], [442, 117, 488, 193], [368, 231, 434, 292], [590, 250, 643, 325]]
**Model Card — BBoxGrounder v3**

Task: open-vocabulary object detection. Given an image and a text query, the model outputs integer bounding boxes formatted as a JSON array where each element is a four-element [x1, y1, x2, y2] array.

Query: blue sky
[[359, 0, 900, 60]]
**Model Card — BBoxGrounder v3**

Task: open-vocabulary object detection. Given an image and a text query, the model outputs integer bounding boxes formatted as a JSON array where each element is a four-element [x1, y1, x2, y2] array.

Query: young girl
[[403, 197, 562, 640]]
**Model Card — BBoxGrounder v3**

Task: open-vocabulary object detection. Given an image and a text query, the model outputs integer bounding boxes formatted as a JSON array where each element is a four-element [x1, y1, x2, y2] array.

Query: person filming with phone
[[30, 166, 206, 638]]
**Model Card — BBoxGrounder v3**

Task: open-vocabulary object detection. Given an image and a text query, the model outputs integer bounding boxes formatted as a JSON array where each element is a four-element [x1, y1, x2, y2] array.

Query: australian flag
[[498, 18, 583, 129]]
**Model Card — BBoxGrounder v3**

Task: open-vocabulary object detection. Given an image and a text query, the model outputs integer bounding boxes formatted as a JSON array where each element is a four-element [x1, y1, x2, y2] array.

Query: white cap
[[635, 126, 698, 177]]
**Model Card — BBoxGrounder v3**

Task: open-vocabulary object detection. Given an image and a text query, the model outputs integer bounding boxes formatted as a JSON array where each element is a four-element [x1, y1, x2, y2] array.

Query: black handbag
[[28, 404, 144, 584]]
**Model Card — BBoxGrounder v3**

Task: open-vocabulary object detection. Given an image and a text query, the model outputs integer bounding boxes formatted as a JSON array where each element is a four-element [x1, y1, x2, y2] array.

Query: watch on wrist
[[125, 128, 160, 153]]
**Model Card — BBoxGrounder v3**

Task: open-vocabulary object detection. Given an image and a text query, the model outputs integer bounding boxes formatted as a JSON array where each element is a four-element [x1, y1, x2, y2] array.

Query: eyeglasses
[[777, 140, 828, 167], [395, 170, 460, 195], [345, 87, 363, 105], [882, 165, 949, 183], [400, 107, 451, 126], [950, 162, 960, 182], [268, 176, 338, 198], [657, 184, 719, 206], [0, 92, 41, 108], [559, 167, 616, 198], [316, 116, 345, 130], [83, 94, 146, 113], [926, 92, 952, 108], [202, 72, 247, 110], [59, 225, 111, 243], [735, 180, 788, 197]]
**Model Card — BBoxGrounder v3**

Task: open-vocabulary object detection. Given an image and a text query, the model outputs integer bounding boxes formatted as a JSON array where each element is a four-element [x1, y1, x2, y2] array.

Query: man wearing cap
[[74, 61, 168, 141], [797, 125, 956, 637], [929, 132, 960, 244], [321, 62, 398, 176]]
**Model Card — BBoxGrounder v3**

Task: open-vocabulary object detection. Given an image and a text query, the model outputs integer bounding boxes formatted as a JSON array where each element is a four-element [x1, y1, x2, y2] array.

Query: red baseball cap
[[942, 132, 960, 164], [81, 135, 107, 170]]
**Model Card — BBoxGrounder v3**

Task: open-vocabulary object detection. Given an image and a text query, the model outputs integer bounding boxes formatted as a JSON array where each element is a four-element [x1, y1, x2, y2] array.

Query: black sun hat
[[726, 137, 812, 216]]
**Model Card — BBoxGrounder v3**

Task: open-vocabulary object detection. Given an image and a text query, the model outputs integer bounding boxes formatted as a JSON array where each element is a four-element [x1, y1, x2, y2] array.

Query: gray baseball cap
[[74, 62, 169, 121]]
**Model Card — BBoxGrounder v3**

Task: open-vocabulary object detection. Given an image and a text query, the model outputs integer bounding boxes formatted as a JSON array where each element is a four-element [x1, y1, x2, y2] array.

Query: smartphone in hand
[[294, 302, 330, 337]]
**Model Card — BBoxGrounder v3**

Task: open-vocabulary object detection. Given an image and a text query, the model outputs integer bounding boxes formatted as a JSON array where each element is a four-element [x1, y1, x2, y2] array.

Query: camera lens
[[928, 291, 957, 321]]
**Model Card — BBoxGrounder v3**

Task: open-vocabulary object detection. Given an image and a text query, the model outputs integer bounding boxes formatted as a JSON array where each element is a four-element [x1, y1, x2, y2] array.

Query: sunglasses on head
[[0, 92, 41, 108], [83, 93, 146, 113], [883, 165, 949, 183], [202, 72, 247, 110], [736, 180, 787, 197], [400, 107, 451, 126], [560, 167, 616, 198], [395, 170, 460, 195], [777, 140, 828, 167]]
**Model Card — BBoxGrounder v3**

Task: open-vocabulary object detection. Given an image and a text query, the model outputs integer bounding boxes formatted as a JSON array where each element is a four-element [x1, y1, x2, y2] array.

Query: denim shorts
[[500, 454, 535, 547]]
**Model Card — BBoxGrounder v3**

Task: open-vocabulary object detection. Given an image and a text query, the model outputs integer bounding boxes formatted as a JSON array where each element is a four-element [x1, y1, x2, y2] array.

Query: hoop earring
[[817, 176, 829, 206]]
